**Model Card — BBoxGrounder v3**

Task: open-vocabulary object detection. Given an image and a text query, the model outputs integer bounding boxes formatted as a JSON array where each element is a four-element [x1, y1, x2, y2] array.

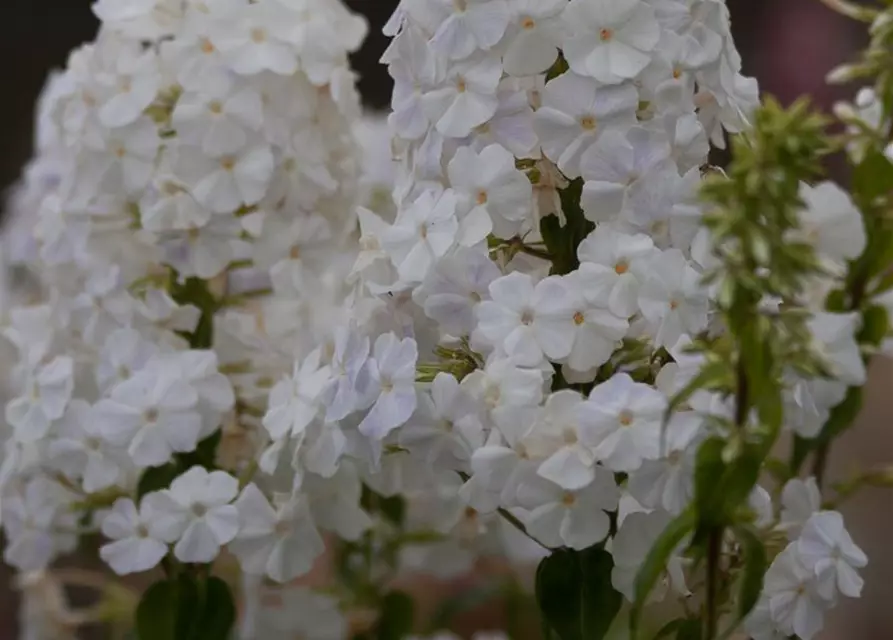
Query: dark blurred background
[[1, 1, 890, 638]]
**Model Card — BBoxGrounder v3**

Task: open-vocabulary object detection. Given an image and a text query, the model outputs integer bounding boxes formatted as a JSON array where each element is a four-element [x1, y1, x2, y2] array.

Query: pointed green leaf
[[580, 547, 623, 640]]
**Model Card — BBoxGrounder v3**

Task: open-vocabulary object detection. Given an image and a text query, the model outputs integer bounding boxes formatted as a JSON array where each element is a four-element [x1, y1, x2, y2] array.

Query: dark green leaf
[[545, 54, 569, 82], [377, 591, 415, 640], [630, 508, 696, 638], [379, 495, 406, 527], [136, 576, 235, 640], [540, 178, 593, 276], [170, 275, 219, 349], [536, 549, 582, 640], [693, 438, 726, 529], [675, 619, 702, 640], [186, 430, 222, 471], [136, 579, 180, 640], [852, 148, 893, 202], [579, 548, 622, 640], [137, 463, 181, 500], [193, 577, 236, 640], [859, 305, 889, 346]]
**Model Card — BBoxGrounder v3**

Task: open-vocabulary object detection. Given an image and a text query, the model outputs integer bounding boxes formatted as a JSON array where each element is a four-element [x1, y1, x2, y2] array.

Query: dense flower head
[[0, 0, 884, 638]]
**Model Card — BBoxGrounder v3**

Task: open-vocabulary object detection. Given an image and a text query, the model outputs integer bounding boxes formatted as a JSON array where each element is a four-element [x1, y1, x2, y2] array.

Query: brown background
[[0, 0, 889, 638]]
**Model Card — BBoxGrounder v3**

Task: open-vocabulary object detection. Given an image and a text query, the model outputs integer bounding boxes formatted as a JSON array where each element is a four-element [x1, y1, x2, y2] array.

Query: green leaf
[[722, 525, 766, 637], [136, 579, 181, 640], [859, 305, 889, 346], [852, 148, 893, 202], [540, 178, 594, 276], [536, 549, 582, 640], [580, 548, 623, 640], [193, 577, 236, 640], [675, 619, 702, 640], [137, 463, 181, 500], [693, 438, 726, 529], [379, 494, 407, 527], [135, 576, 235, 640], [535, 547, 622, 640], [377, 591, 415, 640], [545, 53, 569, 82], [630, 509, 696, 638], [170, 275, 219, 349]]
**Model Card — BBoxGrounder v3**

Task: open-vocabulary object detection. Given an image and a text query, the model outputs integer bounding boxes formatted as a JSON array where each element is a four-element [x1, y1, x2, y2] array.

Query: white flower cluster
[[311, 0, 870, 619], [0, 0, 369, 587], [0, 0, 885, 636], [746, 478, 867, 640]]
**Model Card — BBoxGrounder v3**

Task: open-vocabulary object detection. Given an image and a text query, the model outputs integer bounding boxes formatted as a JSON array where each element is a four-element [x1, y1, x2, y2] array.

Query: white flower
[[208, 1, 301, 76], [304, 465, 372, 541], [263, 348, 332, 442], [5, 356, 74, 443], [148, 466, 240, 564], [425, 0, 512, 60], [577, 226, 657, 317], [502, 0, 565, 77], [99, 497, 170, 575], [322, 327, 372, 423], [627, 413, 700, 514], [518, 466, 619, 550], [48, 400, 129, 494], [578, 373, 667, 472], [174, 143, 274, 214], [414, 247, 501, 337], [779, 477, 821, 538], [447, 144, 532, 240], [638, 249, 709, 348], [477, 272, 579, 366], [797, 510, 867, 600], [562, 0, 660, 84], [533, 72, 638, 177], [561, 266, 630, 372], [399, 372, 485, 472], [579, 126, 672, 224], [358, 334, 419, 441], [172, 82, 264, 156], [762, 545, 828, 640], [2, 478, 75, 572], [77, 116, 160, 198], [795, 181, 866, 271], [388, 26, 439, 140], [423, 54, 502, 138], [230, 484, 325, 583], [807, 311, 866, 387], [526, 390, 594, 490], [94, 368, 201, 468], [611, 510, 688, 601], [381, 188, 460, 283]]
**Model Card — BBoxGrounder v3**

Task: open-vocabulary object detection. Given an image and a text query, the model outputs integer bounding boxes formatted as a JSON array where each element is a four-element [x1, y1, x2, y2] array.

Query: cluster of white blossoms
[[0, 0, 373, 595], [0, 0, 888, 637]]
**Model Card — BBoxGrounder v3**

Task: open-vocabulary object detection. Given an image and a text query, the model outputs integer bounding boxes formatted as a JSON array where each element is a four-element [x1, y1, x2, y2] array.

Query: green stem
[[704, 528, 723, 640]]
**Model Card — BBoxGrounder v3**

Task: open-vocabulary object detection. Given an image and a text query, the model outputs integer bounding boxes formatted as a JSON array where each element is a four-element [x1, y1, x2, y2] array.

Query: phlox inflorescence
[[0, 0, 885, 638]]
